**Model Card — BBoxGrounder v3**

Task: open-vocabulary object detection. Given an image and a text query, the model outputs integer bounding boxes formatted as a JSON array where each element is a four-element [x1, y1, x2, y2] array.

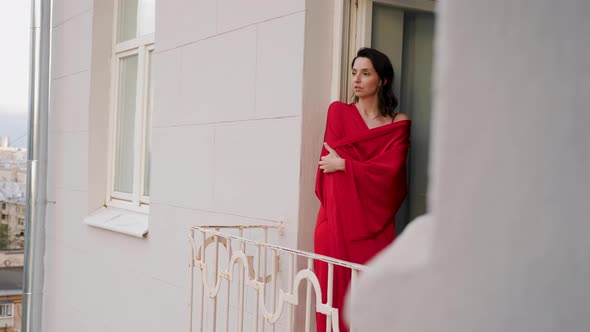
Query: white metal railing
[[188, 224, 365, 332]]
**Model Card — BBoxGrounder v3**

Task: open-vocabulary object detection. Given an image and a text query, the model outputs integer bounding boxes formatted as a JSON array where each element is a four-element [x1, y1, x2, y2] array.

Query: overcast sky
[[0, 1, 31, 112]]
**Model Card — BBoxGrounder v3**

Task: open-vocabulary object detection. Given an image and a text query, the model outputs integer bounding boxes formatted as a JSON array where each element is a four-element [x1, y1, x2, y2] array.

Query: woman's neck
[[356, 96, 380, 119]]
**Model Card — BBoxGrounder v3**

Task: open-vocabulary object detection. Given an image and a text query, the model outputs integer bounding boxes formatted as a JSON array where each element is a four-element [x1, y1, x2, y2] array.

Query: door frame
[[332, 0, 435, 101]]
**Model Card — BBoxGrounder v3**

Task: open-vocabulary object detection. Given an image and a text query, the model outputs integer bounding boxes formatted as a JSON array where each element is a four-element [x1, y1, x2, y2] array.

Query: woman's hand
[[319, 142, 345, 173]]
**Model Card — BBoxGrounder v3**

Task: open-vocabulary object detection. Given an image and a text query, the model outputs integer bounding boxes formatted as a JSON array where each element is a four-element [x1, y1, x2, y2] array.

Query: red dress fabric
[[314, 101, 410, 332]]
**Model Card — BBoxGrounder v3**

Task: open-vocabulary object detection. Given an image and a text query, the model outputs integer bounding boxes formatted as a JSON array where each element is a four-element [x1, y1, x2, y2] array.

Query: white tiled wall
[[47, 131, 89, 191], [156, 0, 217, 51], [51, 12, 92, 79], [44, 0, 312, 331], [50, 71, 90, 133], [151, 48, 182, 128], [150, 125, 215, 210], [212, 117, 301, 222], [51, 0, 93, 27], [255, 12, 305, 119], [178, 26, 258, 125], [217, 0, 304, 33]]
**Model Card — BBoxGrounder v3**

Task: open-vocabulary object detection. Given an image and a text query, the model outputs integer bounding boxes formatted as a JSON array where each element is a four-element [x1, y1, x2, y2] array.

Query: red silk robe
[[314, 101, 410, 332]]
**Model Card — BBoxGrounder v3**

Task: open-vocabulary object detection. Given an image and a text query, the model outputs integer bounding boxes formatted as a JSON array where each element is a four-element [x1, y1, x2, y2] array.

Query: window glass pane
[[138, 0, 155, 36], [114, 54, 139, 194], [117, 0, 138, 43], [143, 51, 153, 197]]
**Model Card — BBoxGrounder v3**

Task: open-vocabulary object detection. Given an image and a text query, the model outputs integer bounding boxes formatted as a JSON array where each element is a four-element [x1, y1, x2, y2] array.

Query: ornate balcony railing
[[188, 224, 365, 332]]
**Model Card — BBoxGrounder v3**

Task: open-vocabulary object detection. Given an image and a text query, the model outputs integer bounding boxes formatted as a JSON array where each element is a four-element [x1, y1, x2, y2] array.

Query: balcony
[[188, 224, 365, 332]]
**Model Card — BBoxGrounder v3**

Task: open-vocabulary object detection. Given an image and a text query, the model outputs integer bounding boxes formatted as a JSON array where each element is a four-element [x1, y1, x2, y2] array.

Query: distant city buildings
[[0, 137, 26, 250], [0, 267, 22, 332], [0, 138, 24, 331]]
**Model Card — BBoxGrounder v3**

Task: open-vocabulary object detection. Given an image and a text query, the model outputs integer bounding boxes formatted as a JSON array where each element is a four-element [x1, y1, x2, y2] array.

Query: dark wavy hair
[[352, 48, 399, 117]]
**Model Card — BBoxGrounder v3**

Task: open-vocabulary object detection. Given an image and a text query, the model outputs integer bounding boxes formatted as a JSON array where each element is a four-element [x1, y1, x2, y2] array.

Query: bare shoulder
[[393, 113, 410, 122]]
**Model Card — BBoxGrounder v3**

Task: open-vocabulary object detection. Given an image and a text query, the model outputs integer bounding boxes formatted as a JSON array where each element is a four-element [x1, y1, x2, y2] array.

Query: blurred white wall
[[349, 1, 590, 331]]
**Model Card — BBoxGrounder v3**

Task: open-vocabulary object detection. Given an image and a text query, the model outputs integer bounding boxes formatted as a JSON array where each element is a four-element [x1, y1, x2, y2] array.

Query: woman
[[314, 48, 411, 332]]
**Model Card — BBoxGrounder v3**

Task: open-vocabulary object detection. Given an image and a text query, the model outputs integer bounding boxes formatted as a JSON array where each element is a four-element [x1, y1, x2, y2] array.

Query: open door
[[371, 2, 435, 234]]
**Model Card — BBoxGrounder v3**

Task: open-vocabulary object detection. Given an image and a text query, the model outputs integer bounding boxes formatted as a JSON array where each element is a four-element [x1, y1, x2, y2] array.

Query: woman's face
[[352, 57, 382, 99]]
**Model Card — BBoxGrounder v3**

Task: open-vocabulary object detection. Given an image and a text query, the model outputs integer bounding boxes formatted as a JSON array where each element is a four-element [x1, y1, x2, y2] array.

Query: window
[[17, 218, 24, 226], [1, 214, 5, 221], [108, 0, 155, 212], [1, 203, 5, 210], [0, 303, 13, 318]]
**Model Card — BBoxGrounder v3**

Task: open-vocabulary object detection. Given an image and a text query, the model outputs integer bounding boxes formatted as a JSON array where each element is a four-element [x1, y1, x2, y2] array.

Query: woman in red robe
[[314, 48, 411, 332]]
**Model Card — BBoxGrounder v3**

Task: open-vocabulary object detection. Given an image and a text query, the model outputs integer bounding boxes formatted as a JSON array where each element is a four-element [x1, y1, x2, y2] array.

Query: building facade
[[0, 267, 23, 332], [0, 202, 25, 250], [0, 291, 22, 332], [0, 145, 26, 250], [40, 0, 590, 331], [44, 0, 436, 331]]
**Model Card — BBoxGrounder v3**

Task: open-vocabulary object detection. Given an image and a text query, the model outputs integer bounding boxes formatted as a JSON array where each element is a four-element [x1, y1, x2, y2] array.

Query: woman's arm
[[315, 102, 345, 202], [318, 103, 345, 173], [319, 112, 410, 173], [318, 142, 345, 173]]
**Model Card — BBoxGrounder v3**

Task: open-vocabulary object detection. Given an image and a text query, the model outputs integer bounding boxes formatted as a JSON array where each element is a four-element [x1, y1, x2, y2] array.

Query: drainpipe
[[22, 0, 51, 331]]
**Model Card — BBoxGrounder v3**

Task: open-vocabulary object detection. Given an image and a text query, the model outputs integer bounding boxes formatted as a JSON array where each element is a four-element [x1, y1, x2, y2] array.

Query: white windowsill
[[84, 206, 148, 238]]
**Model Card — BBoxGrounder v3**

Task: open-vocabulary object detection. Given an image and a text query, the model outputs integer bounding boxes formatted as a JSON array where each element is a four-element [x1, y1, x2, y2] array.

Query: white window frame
[[0, 303, 13, 318], [106, 0, 154, 214], [332, 0, 435, 101]]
